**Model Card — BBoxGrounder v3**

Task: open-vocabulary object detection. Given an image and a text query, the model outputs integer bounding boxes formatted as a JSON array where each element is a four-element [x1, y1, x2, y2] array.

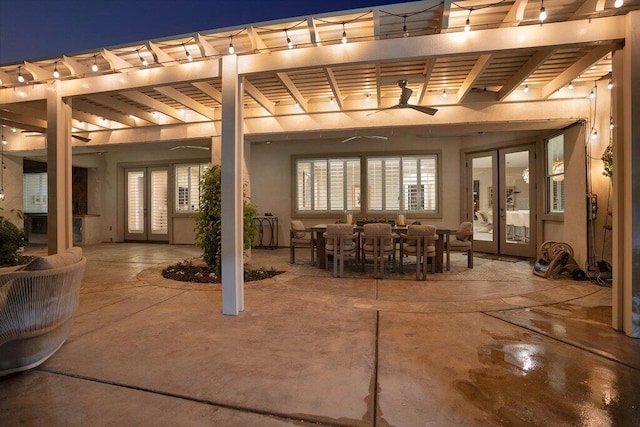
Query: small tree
[[0, 210, 26, 266], [194, 164, 257, 277]]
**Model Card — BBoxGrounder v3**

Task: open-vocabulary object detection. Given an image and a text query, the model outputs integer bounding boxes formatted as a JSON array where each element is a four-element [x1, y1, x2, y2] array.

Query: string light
[[442, 89, 447, 98], [366, 93, 371, 102], [464, 10, 472, 32], [614, 0, 623, 7], [591, 130, 598, 139], [608, 79, 613, 90], [341, 23, 348, 44], [589, 87, 596, 99], [330, 97, 335, 105], [1, 127, 6, 145], [539, 0, 547, 22], [610, 117, 614, 130], [53, 61, 60, 79], [137, 49, 148, 67], [285, 29, 293, 49], [524, 84, 529, 93], [568, 81, 574, 90], [91, 55, 99, 72], [17, 66, 25, 83], [0, 136, 4, 200], [402, 16, 409, 37], [228, 36, 235, 54], [182, 44, 193, 61]]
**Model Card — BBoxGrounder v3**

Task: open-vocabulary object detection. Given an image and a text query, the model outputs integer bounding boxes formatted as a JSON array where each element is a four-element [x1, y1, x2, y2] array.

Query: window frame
[[174, 163, 209, 213], [545, 134, 565, 215], [291, 150, 442, 219]]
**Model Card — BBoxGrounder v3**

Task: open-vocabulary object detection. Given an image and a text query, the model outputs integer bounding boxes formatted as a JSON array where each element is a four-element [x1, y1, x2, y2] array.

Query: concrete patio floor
[[1, 243, 639, 426]]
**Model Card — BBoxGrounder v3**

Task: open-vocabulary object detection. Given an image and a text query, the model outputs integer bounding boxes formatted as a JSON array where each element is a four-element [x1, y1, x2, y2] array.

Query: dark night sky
[[0, 0, 410, 65]]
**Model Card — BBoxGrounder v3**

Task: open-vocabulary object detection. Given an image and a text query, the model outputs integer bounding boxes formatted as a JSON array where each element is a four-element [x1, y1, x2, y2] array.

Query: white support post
[[612, 10, 640, 337], [46, 81, 73, 254], [220, 54, 244, 315]]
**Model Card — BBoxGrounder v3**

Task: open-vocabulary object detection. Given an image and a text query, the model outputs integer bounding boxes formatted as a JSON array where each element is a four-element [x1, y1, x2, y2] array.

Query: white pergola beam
[[155, 86, 215, 120], [0, 70, 15, 86], [101, 48, 136, 72], [456, 55, 492, 103], [504, 0, 529, 26], [247, 26, 269, 52], [62, 55, 91, 76], [120, 90, 186, 122], [192, 82, 223, 104], [324, 68, 344, 110], [244, 80, 275, 115], [0, 110, 47, 129], [23, 61, 54, 81], [498, 49, 556, 100], [196, 33, 221, 58], [91, 94, 161, 125], [418, 59, 436, 105], [276, 72, 308, 112], [147, 41, 176, 65], [239, 16, 625, 75], [72, 110, 115, 129], [439, 0, 453, 33], [541, 44, 613, 99], [307, 17, 322, 46], [73, 99, 137, 127]]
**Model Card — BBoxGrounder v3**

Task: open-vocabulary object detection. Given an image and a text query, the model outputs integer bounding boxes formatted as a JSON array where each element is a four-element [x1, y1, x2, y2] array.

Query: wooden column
[[220, 54, 244, 315], [46, 81, 73, 255], [611, 10, 640, 337]]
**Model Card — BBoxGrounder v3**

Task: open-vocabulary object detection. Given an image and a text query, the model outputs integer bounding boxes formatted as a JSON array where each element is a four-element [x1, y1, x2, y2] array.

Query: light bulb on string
[[285, 29, 293, 49], [402, 16, 409, 37], [524, 84, 529, 93], [568, 81, 573, 90], [91, 55, 99, 72], [17, 66, 25, 83], [589, 87, 596, 99], [614, 0, 623, 7], [228, 36, 235, 54], [539, 0, 547, 22], [53, 61, 60, 79], [591, 130, 598, 140], [137, 49, 148, 67], [183, 44, 192, 62], [608, 80, 613, 90], [1, 127, 6, 145], [464, 10, 472, 32], [610, 117, 614, 130], [442, 89, 447, 98], [341, 24, 348, 44]]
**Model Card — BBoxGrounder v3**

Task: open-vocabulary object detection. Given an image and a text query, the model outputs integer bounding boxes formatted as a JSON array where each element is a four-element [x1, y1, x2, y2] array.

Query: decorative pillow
[[291, 220, 307, 239], [22, 247, 83, 271]]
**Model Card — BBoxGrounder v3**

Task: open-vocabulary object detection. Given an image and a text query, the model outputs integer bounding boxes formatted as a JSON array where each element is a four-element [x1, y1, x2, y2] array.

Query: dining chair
[[324, 224, 358, 277], [399, 225, 439, 280], [360, 223, 396, 278], [290, 220, 314, 265], [446, 221, 474, 270]]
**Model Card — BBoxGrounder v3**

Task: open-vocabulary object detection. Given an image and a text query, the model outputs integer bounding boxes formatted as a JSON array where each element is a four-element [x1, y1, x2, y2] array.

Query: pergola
[[0, 0, 638, 335]]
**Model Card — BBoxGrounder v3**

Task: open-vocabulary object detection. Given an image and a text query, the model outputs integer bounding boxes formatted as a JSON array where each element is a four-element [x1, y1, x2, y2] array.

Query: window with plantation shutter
[[127, 171, 145, 234], [546, 135, 564, 213], [23, 173, 48, 213], [150, 170, 168, 234], [295, 158, 360, 213], [175, 163, 208, 212], [368, 155, 438, 213]]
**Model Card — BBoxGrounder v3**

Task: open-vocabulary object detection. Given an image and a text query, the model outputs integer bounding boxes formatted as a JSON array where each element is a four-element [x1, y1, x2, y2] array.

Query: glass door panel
[[470, 153, 497, 254], [499, 146, 536, 257], [125, 167, 169, 242]]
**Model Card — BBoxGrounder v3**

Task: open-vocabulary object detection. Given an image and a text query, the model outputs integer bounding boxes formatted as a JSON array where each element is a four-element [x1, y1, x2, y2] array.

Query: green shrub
[[194, 164, 257, 277], [0, 218, 26, 266]]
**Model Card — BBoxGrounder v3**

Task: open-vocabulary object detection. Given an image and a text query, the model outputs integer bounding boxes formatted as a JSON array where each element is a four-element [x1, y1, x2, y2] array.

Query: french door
[[468, 145, 536, 257], [125, 167, 169, 242]]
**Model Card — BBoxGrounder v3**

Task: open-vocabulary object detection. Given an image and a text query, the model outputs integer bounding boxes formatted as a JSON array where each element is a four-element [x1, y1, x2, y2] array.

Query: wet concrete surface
[[1, 244, 639, 426]]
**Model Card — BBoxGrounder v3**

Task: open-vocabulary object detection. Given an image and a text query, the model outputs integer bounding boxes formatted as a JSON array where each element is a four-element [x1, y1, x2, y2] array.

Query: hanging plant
[[601, 138, 613, 178]]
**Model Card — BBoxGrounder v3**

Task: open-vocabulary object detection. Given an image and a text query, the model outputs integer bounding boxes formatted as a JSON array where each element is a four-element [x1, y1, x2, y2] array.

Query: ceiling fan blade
[[407, 104, 438, 116], [364, 135, 388, 140], [341, 136, 358, 143], [72, 134, 91, 143], [170, 145, 210, 151], [366, 104, 400, 117]]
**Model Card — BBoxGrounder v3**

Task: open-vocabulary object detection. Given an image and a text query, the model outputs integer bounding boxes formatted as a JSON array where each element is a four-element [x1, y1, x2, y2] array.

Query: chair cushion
[[22, 247, 83, 271], [449, 239, 472, 249], [326, 241, 356, 252], [326, 224, 355, 235], [456, 222, 473, 241], [402, 243, 435, 255], [290, 220, 307, 238], [291, 237, 311, 245]]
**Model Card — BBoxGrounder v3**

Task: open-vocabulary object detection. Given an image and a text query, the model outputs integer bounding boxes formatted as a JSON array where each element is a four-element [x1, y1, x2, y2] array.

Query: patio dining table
[[311, 224, 451, 273]]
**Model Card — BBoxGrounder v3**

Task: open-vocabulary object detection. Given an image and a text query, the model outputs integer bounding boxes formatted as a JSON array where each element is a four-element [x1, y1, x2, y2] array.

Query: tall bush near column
[[195, 164, 257, 277]]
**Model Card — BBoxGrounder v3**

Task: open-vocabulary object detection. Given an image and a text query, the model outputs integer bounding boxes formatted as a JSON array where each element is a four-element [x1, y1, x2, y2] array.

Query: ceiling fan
[[368, 80, 438, 116], [21, 130, 91, 143], [341, 135, 388, 143], [169, 145, 210, 151]]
